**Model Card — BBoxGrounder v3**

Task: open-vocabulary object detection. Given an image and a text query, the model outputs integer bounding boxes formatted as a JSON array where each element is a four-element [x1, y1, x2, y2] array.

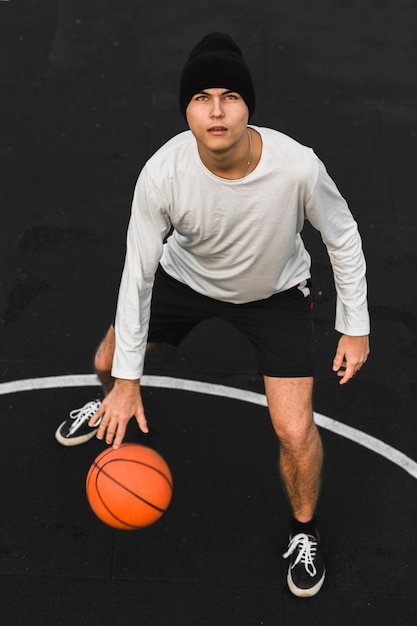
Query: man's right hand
[[89, 378, 149, 449]]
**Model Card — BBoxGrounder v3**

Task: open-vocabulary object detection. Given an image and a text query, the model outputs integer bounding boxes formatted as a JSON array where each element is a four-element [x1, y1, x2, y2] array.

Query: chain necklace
[[241, 128, 253, 178], [207, 128, 253, 179]]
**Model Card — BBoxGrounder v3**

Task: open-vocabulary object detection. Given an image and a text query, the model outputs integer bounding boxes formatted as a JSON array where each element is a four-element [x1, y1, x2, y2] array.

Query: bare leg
[[264, 376, 323, 522], [94, 326, 116, 395]]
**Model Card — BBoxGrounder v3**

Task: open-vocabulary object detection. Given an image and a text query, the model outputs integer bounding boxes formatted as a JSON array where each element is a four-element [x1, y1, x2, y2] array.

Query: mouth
[[208, 126, 228, 135]]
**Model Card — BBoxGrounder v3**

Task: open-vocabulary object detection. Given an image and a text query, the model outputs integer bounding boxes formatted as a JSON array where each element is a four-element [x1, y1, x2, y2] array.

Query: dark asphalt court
[[1, 1, 416, 624]]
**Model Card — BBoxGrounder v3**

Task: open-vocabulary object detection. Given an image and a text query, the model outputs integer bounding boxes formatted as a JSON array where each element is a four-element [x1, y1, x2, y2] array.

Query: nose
[[210, 97, 224, 118]]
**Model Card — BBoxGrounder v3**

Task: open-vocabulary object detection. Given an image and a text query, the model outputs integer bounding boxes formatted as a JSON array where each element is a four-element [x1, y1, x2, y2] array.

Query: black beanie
[[179, 32, 256, 120]]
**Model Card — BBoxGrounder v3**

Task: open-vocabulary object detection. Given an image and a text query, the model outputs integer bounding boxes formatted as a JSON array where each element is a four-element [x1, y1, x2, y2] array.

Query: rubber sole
[[287, 567, 326, 598], [55, 421, 99, 446]]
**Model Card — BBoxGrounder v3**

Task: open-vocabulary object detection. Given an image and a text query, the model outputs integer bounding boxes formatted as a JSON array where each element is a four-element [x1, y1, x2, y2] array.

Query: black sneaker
[[55, 400, 102, 446], [283, 533, 326, 597]]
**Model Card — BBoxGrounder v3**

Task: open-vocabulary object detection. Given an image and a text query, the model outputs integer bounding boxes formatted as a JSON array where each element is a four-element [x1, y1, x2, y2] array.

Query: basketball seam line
[[93, 459, 171, 514]]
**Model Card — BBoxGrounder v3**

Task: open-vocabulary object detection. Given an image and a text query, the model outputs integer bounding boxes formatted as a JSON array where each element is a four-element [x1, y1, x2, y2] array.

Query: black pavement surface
[[1, 1, 416, 624]]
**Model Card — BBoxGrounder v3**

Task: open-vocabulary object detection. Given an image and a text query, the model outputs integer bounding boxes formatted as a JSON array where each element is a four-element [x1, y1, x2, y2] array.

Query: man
[[55, 33, 370, 597]]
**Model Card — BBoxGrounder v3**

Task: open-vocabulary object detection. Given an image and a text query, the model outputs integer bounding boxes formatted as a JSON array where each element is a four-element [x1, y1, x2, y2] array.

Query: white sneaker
[[55, 400, 102, 446], [283, 533, 326, 597]]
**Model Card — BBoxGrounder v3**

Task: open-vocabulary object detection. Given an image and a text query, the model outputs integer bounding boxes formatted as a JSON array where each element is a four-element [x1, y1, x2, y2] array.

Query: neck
[[199, 128, 254, 180]]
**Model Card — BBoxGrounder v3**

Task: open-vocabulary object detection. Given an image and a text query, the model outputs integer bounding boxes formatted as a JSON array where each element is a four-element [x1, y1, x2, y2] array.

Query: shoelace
[[68, 400, 101, 435], [282, 533, 318, 577]]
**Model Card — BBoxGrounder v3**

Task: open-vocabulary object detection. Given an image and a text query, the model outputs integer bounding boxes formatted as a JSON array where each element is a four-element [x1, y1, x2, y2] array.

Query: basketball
[[86, 443, 173, 529]]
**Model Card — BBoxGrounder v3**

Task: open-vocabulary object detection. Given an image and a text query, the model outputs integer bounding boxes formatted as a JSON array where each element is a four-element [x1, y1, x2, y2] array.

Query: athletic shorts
[[147, 266, 314, 377]]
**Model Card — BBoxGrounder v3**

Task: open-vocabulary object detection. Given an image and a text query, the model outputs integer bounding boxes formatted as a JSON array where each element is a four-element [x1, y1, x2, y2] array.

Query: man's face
[[185, 87, 249, 155]]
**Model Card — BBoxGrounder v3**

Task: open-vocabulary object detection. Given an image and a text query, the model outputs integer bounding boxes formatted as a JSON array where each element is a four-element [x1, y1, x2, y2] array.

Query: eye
[[195, 95, 208, 101], [225, 93, 239, 100]]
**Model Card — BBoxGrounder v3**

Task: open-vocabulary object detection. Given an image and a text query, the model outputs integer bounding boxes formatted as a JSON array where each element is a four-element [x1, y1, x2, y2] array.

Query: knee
[[94, 349, 112, 374], [94, 327, 115, 373], [274, 417, 319, 452], [264, 376, 316, 450]]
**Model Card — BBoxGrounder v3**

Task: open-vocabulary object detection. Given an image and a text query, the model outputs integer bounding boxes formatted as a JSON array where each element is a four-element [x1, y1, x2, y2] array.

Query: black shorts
[[148, 266, 314, 377]]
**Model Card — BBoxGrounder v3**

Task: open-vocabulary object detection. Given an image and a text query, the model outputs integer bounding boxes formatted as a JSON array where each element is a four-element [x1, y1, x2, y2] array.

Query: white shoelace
[[68, 400, 102, 435], [282, 533, 318, 577]]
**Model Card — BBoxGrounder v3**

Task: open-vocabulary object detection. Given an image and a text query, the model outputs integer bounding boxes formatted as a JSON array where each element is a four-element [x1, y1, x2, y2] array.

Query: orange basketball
[[86, 443, 173, 529]]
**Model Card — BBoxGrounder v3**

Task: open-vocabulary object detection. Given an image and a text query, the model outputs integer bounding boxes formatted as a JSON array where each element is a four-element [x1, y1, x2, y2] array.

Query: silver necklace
[[241, 128, 253, 178]]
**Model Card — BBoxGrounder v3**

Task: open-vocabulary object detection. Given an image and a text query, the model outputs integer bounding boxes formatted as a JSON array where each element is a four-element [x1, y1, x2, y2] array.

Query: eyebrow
[[198, 89, 236, 95]]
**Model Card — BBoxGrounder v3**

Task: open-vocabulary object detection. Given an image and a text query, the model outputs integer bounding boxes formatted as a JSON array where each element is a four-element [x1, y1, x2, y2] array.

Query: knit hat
[[179, 32, 256, 120]]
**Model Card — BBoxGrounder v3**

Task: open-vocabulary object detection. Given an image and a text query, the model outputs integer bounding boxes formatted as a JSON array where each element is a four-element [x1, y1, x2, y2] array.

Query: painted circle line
[[1, 374, 416, 480]]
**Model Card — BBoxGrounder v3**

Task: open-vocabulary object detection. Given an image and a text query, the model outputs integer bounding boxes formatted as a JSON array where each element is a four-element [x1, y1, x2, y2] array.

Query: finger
[[112, 423, 127, 449], [338, 361, 357, 384], [89, 408, 103, 427], [338, 371, 350, 385], [335, 359, 347, 373], [95, 414, 111, 440], [332, 350, 345, 372], [136, 413, 149, 434], [106, 422, 118, 446]]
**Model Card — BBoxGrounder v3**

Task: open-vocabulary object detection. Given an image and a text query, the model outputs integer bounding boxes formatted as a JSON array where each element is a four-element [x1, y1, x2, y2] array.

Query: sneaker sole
[[287, 567, 326, 598], [55, 421, 99, 447]]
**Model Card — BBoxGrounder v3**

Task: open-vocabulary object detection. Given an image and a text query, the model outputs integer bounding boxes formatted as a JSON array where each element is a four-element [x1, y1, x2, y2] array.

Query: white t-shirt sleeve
[[111, 168, 172, 379], [306, 159, 370, 336]]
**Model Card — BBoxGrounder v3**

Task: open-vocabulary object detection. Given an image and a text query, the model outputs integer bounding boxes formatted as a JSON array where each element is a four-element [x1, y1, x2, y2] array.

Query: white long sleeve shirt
[[112, 126, 369, 379]]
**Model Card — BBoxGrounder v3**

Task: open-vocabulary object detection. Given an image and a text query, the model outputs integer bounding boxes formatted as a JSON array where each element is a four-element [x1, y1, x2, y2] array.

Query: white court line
[[1, 374, 416, 480]]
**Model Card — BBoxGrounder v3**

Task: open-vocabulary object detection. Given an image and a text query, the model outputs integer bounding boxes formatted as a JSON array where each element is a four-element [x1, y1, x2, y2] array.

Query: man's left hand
[[333, 335, 370, 385]]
